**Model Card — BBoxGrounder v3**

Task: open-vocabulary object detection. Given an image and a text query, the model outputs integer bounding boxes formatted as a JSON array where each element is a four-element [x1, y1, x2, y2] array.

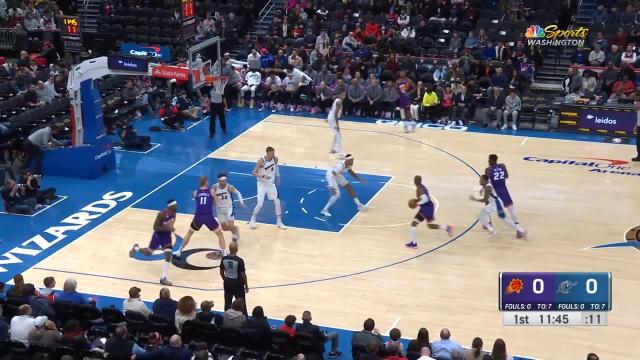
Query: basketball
[[408, 198, 418, 209]]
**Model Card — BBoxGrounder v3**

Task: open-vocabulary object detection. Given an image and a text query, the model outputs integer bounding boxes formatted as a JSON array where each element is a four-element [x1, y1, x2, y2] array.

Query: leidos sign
[[525, 25, 588, 47]]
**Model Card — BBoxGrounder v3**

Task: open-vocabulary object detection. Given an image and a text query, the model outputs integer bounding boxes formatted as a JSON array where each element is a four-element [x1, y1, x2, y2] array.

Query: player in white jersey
[[473, 175, 520, 236], [249, 146, 287, 229], [321, 154, 366, 217], [214, 172, 245, 241], [327, 92, 346, 154]]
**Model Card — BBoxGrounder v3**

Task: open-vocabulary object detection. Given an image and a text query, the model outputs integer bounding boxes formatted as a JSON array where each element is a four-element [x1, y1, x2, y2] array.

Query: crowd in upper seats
[[0, 272, 551, 360]]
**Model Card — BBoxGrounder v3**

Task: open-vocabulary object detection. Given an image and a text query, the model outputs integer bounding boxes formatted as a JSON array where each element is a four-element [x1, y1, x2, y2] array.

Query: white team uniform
[[328, 98, 342, 152], [257, 156, 278, 201], [483, 184, 506, 217], [214, 183, 235, 223], [326, 160, 350, 190]]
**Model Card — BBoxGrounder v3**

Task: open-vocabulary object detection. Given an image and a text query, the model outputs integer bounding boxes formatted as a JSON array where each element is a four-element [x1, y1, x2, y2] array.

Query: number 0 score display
[[499, 272, 611, 326]]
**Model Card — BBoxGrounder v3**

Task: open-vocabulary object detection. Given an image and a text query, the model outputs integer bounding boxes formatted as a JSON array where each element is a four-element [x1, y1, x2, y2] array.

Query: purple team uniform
[[415, 184, 435, 222], [149, 210, 175, 250], [190, 188, 220, 231], [487, 164, 513, 207]]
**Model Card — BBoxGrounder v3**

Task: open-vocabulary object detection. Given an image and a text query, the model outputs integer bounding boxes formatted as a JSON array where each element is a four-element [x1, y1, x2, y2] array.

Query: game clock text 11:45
[[503, 312, 607, 326]]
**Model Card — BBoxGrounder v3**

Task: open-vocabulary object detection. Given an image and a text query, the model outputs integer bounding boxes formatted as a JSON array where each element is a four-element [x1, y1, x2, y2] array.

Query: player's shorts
[[257, 181, 278, 201], [414, 202, 435, 223], [216, 207, 235, 224], [326, 171, 348, 190], [495, 187, 513, 207], [149, 232, 172, 250], [190, 214, 220, 231]]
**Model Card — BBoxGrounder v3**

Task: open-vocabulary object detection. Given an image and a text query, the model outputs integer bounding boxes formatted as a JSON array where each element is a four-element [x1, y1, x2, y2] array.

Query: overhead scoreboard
[[60, 15, 82, 53], [500, 272, 611, 326]]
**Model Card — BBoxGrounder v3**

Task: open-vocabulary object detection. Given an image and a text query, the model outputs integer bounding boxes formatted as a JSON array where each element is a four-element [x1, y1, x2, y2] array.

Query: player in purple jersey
[[175, 176, 226, 258], [484, 154, 526, 238], [129, 199, 178, 286], [406, 175, 454, 248]]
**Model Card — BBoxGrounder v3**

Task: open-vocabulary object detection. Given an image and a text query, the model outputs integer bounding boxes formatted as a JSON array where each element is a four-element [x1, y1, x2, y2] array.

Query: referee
[[220, 241, 248, 314]]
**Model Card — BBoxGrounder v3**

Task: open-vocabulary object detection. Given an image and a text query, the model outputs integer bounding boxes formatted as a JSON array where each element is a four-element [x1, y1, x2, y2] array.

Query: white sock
[[410, 226, 417, 244], [507, 207, 520, 224], [274, 199, 282, 217], [162, 260, 169, 279], [323, 194, 339, 211], [479, 209, 494, 231], [440, 224, 448, 231], [353, 197, 363, 206]]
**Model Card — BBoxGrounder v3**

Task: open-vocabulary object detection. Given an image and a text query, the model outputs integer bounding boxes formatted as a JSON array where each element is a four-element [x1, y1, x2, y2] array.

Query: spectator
[[352, 318, 384, 349], [453, 85, 473, 125], [450, 32, 463, 53], [345, 78, 365, 115], [296, 310, 342, 357], [260, 48, 275, 69], [623, 5, 637, 26], [35, 80, 57, 103], [28, 317, 61, 348], [612, 73, 636, 96], [386, 328, 404, 353], [562, 67, 583, 95], [283, 71, 299, 111], [385, 344, 406, 360], [159, 100, 183, 130], [174, 91, 200, 119], [54, 278, 92, 304], [60, 319, 90, 350], [247, 305, 270, 336], [489, 338, 513, 360], [418, 347, 435, 360], [289, 49, 304, 69], [593, 5, 607, 25], [10, 305, 36, 345], [612, 28, 628, 48], [133, 334, 193, 360], [440, 85, 455, 124], [280, 314, 297, 337], [421, 84, 440, 122], [39, 276, 56, 300], [119, 123, 151, 150], [490, 67, 507, 88], [314, 81, 334, 113], [431, 328, 464, 360], [197, 300, 222, 326], [586, 353, 599, 360], [0, 306, 7, 341], [24, 83, 43, 108], [380, 81, 399, 118], [18, 170, 55, 205], [105, 325, 146, 358], [247, 49, 261, 71], [407, 328, 431, 353], [621, 45, 637, 66], [502, 89, 521, 130], [588, 44, 606, 67], [223, 298, 247, 329], [175, 296, 197, 333], [23, 126, 63, 174], [482, 87, 505, 128], [607, 44, 622, 66], [463, 337, 483, 360], [581, 72, 598, 97], [364, 78, 383, 117], [1, 179, 39, 214], [124, 286, 152, 317], [265, 71, 284, 112], [608, 88, 628, 103], [464, 31, 479, 49], [152, 287, 177, 321], [343, 32, 359, 52]]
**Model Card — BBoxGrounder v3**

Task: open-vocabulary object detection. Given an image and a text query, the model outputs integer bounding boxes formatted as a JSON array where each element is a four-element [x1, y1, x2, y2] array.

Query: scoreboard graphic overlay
[[499, 272, 611, 326]]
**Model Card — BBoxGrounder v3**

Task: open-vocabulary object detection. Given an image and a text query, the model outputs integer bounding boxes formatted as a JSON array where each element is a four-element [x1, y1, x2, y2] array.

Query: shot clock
[[499, 272, 611, 326], [60, 16, 82, 53], [181, 0, 196, 40]]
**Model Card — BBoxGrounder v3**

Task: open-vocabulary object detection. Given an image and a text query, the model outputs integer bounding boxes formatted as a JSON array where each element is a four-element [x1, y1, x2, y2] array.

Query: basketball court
[[5, 113, 639, 359]]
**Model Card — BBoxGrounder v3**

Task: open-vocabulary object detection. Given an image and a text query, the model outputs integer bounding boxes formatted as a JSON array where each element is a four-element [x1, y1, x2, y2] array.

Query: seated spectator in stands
[[175, 296, 197, 333], [124, 286, 151, 317], [274, 49, 289, 69], [295, 310, 341, 357], [54, 278, 92, 304], [223, 298, 247, 329], [503, 89, 521, 130], [345, 78, 365, 116], [1, 178, 39, 214], [380, 81, 399, 118], [621, 4, 636, 26], [612, 73, 636, 96], [105, 325, 146, 358], [260, 48, 275, 69], [364, 78, 383, 117], [589, 44, 606, 67], [562, 67, 583, 95], [24, 83, 43, 108], [289, 49, 304, 69], [6, 274, 29, 299], [386, 328, 404, 353], [0, 307, 9, 341], [279, 314, 297, 337], [239, 68, 261, 110], [35, 80, 57, 103], [608, 88, 628, 103], [28, 317, 61, 348], [463, 337, 483, 360], [16, 50, 30, 68], [265, 72, 283, 112], [39, 276, 56, 300], [385, 344, 405, 360], [453, 85, 472, 125], [433, 65, 448, 84], [23, 3, 40, 29], [196, 300, 222, 326], [482, 87, 505, 128], [422, 84, 440, 122], [352, 318, 384, 349], [11, 305, 37, 345], [119, 123, 151, 150], [61, 319, 90, 351], [490, 67, 507, 89], [19, 171, 55, 204], [175, 91, 200, 119], [246, 306, 270, 342], [612, 28, 628, 48], [481, 42, 496, 61], [489, 338, 513, 360], [620, 45, 637, 66], [314, 81, 333, 113], [571, 45, 587, 66], [152, 287, 177, 321], [283, 71, 300, 111], [431, 328, 464, 360], [600, 62, 619, 96], [593, 5, 608, 25], [608, 6, 621, 25], [581, 72, 598, 97], [407, 328, 431, 354], [134, 334, 193, 360], [607, 44, 622, 66]]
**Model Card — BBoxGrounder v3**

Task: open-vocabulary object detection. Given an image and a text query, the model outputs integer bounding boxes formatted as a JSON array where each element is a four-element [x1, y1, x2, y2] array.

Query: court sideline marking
[[34, 116, 481, 290]]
